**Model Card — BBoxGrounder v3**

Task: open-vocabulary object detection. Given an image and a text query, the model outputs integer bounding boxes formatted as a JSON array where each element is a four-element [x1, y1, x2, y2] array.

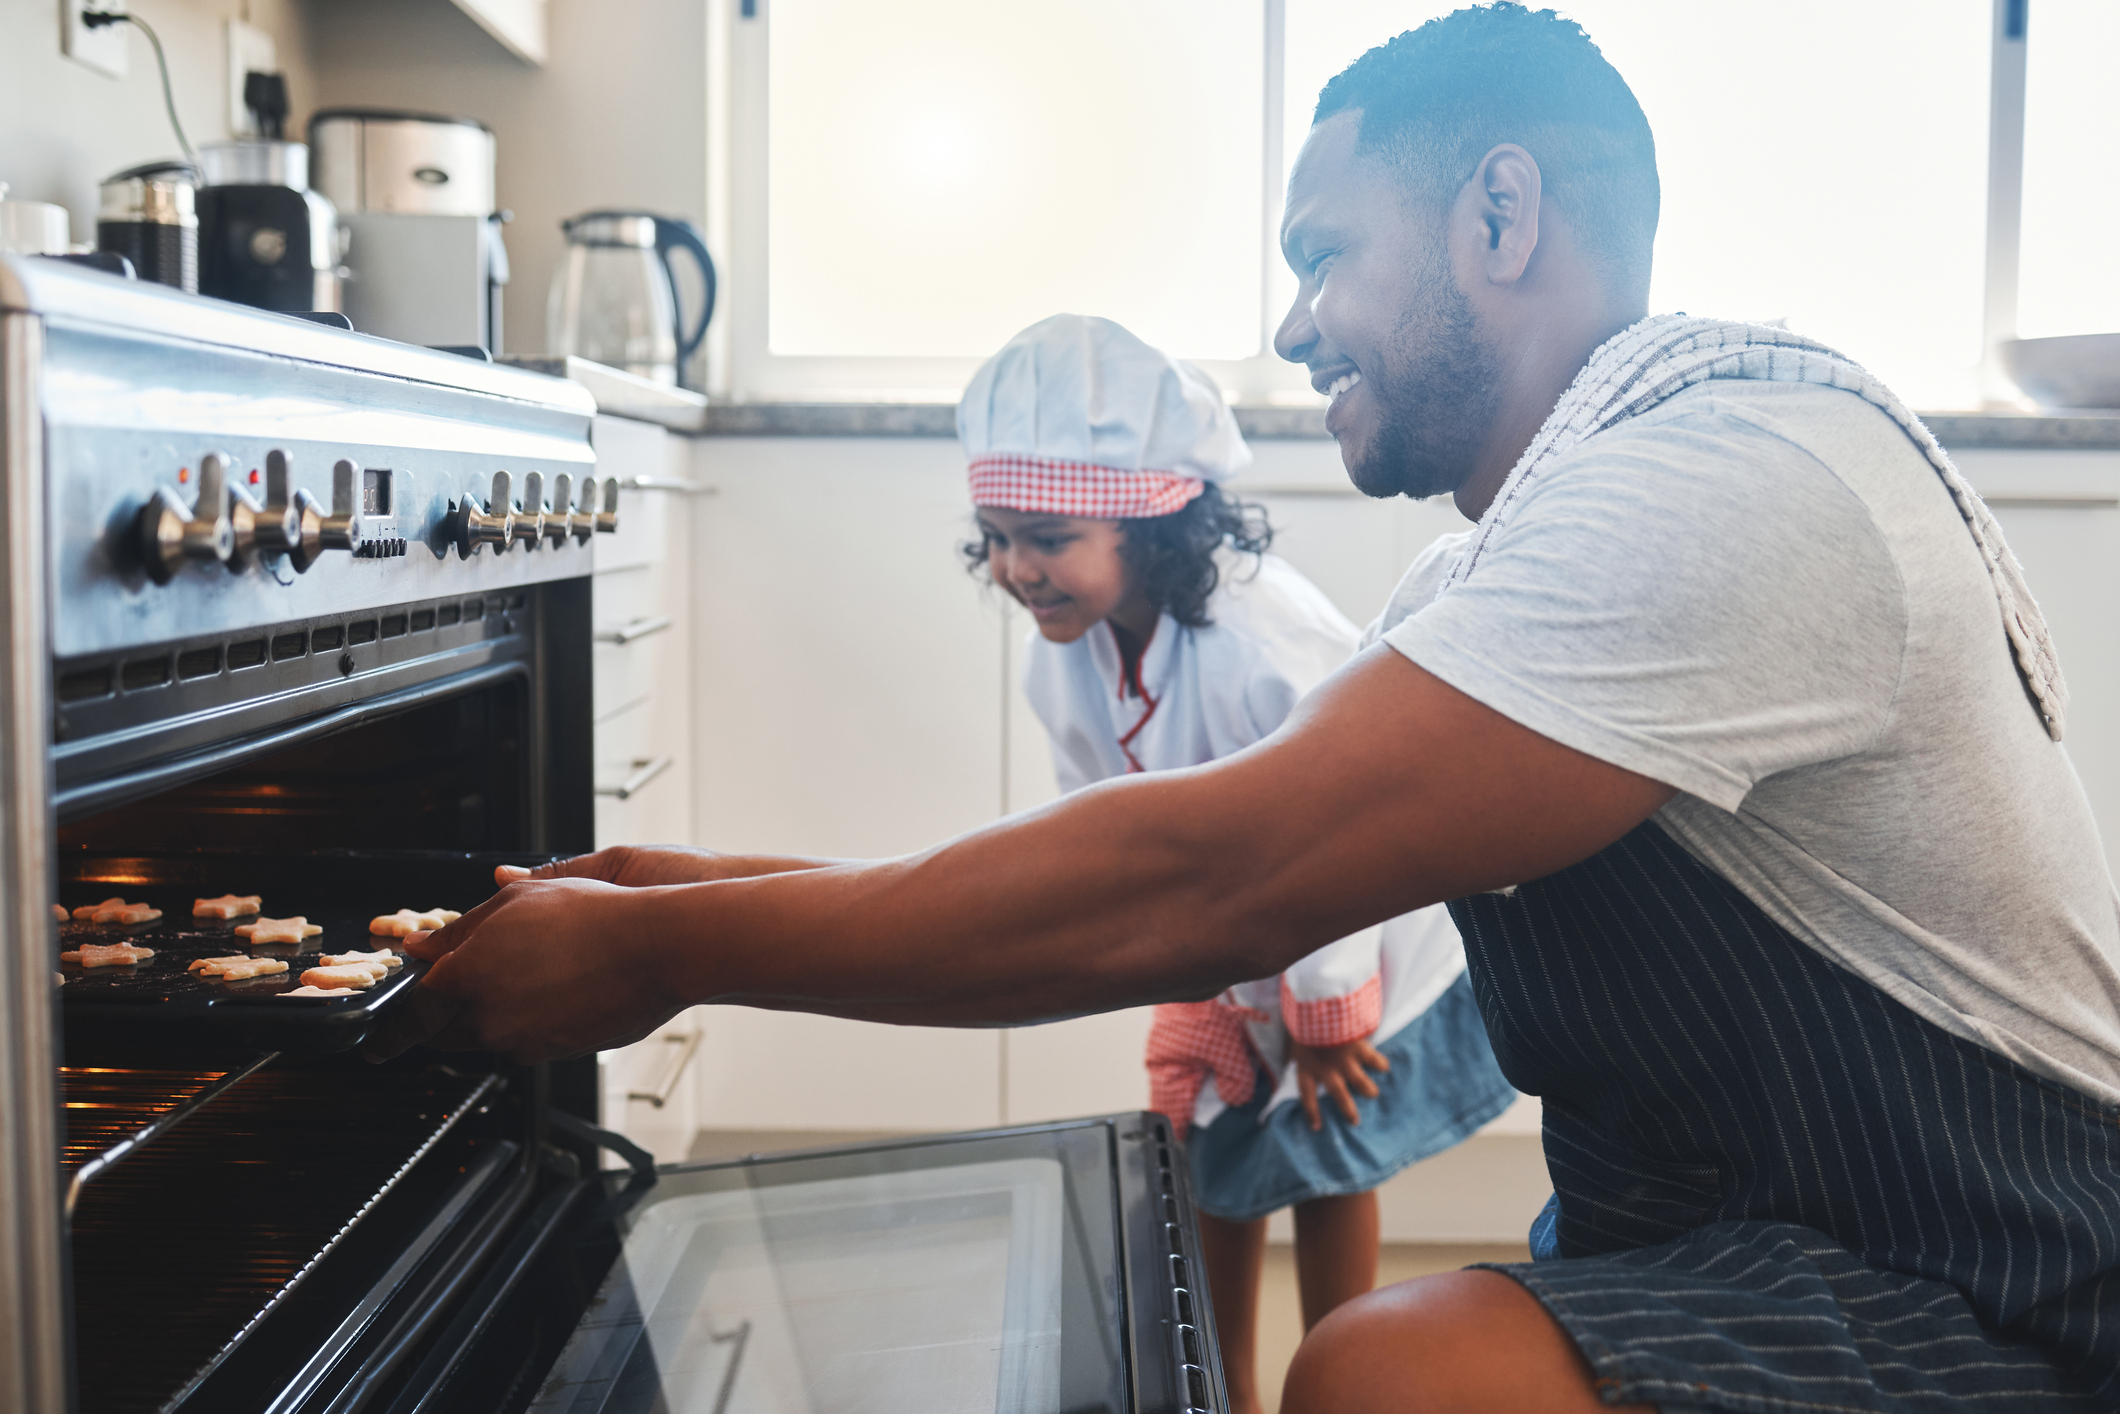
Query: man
[[379, 6, 2120, 1410]]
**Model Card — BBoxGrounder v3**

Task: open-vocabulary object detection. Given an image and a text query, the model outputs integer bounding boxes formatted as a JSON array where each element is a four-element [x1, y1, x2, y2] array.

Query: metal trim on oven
[[0, 308, 66, 1414], [54, 658, 530, 820]]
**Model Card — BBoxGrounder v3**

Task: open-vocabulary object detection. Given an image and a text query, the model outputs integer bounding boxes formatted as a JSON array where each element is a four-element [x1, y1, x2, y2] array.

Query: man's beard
[[1346, 270, 1501, 501]]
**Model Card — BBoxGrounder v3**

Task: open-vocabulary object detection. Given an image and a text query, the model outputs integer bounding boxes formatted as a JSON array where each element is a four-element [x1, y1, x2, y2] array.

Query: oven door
[[382, 1115, 1226, 1414]]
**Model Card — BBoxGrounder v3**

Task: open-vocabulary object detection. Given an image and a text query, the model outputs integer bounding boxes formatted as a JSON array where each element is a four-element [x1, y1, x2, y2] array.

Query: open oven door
[[380, 1115, 1228, 1414]]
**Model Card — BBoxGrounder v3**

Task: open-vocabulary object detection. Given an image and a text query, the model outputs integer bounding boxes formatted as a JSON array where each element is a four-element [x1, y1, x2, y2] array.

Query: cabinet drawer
[[591, 567, 674, 723], [593, 700, 688, 847], [591, 488, 677, 574]]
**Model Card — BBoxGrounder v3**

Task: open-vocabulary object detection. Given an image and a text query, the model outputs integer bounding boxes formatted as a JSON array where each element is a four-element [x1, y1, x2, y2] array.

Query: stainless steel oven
[[0, 254, 1225, 1414]]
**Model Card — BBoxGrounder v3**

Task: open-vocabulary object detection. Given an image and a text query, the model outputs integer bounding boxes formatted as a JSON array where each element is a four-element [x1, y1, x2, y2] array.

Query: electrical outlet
[[61, 0, 128, 79], [226, 19, 278, 138]]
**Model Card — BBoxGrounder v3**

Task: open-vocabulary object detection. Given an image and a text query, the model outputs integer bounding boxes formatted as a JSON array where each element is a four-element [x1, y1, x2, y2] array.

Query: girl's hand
[[494, 846, 839, 891], [1289, 1036, 1390, 1131]]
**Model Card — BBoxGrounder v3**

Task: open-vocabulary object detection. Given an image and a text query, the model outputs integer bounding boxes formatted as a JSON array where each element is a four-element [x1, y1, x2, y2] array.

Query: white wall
[[302, 0, 710, 366], [0, 0, 318, 237]]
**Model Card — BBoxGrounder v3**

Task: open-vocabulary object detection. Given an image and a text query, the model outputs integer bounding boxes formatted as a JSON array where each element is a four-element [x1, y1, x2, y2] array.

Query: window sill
[[689, 401, 2120, 450]]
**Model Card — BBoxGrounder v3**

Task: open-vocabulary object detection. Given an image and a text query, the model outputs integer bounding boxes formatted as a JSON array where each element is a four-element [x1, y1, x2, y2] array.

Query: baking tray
[[56, 849, 553, 1055]]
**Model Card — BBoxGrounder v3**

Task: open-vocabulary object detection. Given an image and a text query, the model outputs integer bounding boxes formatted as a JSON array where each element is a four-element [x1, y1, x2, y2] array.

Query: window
[[718, 1, 2064, 411], [2018, 0, 2120, 341]]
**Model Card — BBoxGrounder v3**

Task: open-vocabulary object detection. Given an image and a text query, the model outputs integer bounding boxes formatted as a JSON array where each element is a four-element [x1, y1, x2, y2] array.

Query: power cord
[[81, 10, 197, 171]]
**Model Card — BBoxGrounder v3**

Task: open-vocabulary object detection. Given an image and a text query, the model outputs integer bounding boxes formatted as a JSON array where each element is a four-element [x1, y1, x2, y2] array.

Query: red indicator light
[[249, 469, 261, 484], [177, 467, 190, 484]]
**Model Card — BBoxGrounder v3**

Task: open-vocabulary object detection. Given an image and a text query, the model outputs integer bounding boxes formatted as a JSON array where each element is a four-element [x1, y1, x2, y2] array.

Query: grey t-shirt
[[1371, 379, 2120, 1103]]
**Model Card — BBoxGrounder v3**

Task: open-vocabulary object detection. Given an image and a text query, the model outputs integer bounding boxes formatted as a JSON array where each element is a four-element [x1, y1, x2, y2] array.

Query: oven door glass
[[532, 1124, 1126, 1414]]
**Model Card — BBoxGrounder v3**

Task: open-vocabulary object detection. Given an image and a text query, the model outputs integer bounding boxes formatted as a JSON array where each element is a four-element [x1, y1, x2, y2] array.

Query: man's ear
[[1461, 143, 1541, 287]]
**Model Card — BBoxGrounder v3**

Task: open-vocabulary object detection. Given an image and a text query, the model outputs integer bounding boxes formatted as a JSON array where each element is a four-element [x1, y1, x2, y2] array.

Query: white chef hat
[[957, 314, 1251, 519]]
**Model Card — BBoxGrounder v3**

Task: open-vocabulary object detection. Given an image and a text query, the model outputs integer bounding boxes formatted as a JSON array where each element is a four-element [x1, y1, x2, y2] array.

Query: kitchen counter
[[502, 356, 710, 433], [694, 401, 2120, 449]]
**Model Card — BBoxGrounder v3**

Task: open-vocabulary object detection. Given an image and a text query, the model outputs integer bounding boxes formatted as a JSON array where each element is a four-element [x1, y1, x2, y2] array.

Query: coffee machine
[[310, 109, 508, 355], [196, 138, 344, 315], [96, 160, 198, 292]]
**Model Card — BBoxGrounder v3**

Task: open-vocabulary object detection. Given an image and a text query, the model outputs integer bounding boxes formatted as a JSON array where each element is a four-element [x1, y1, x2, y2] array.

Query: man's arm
[[375, 647, 1673, 1061]]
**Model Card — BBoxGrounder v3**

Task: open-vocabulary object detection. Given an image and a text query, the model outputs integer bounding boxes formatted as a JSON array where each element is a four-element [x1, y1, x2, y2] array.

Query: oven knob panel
[[132, 452, 237, 585]]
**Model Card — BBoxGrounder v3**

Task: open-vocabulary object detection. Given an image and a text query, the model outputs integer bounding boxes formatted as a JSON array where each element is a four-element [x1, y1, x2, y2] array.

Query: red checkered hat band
[[968, 454, 1206, 520]]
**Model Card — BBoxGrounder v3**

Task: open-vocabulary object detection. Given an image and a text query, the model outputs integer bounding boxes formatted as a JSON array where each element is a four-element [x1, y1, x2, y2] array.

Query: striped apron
[[1449, 821, 2120, 1412]]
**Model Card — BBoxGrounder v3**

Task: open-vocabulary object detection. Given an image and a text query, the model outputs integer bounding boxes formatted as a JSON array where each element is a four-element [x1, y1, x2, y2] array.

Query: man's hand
[[363, 877, 688, 1064], [494, 845, 839, 891], [1290, 1037, 1390, 1130]]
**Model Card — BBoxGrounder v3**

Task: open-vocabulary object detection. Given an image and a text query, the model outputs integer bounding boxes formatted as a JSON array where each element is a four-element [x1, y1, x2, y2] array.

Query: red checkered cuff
[[968, 453, 1206, 520], [1282, 974, 1383, 1047], [1144, 999, 1261, 1139]]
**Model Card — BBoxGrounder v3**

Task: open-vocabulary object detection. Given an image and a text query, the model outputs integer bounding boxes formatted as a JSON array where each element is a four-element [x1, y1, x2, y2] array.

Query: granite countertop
[[694, 401, 2120, 450]]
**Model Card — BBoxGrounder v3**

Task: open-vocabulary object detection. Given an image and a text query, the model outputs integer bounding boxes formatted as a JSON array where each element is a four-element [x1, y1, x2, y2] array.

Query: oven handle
[[65, 1050, 279, 1220], [593, 614, 673, 645], [595, 754, 673, 800]]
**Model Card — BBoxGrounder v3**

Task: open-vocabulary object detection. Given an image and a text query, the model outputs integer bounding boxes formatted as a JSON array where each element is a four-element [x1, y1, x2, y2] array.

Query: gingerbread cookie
[[235, 916, 324, 946], [50, 903, 68, 922], [300, 962, 388, 990], [188, 956, 289, 980], [279, 985, 359, 999], [193, 894, 263, 920], [370, 907, 461, 938], [73, 898, 161, 925], [60, 942, 156, 968], [319, 949, 404, 971]]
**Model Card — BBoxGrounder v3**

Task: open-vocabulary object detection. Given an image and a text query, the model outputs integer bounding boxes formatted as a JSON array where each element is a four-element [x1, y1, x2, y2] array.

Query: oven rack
[[66, 1063, 506, 1414]]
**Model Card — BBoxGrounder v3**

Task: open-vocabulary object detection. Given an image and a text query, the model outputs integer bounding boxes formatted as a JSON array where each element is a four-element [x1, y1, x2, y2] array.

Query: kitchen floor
[[684, 1129, 1529, 1413]]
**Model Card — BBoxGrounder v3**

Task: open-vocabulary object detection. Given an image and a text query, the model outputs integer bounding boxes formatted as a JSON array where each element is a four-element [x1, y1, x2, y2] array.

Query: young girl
[[958, 314, 1518, 1414]]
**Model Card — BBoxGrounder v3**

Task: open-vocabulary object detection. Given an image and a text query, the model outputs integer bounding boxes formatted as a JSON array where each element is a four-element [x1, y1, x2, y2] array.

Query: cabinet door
[[682, 435, 1011, 1131]]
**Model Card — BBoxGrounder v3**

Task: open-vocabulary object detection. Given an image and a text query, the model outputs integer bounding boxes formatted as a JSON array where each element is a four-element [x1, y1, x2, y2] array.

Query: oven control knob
[[447, 471, 516, 559], [543, 473, 576, 549], [251, 450, 326, 572], [319, 460, 368, 555], [510, 470, 547, 550], [570, 476, 600, 545], [594, 476, 620, 535], [133, 452, 235, 584]]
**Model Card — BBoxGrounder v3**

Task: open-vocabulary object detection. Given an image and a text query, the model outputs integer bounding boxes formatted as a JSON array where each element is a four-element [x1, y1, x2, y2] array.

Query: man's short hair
[[1314, 3, 1660, 300]]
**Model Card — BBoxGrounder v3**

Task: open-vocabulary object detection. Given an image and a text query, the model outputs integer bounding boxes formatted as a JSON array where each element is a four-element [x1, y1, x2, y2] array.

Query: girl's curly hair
[[963, 483, 1276, 629]]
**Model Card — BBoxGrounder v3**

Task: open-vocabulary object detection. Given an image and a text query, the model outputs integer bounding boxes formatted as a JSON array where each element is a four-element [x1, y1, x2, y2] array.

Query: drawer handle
[[597, 755, 673, 800], [595, 615, 673, 645], [615, 475, 716, 495], [627, 1028, 702, 1108]]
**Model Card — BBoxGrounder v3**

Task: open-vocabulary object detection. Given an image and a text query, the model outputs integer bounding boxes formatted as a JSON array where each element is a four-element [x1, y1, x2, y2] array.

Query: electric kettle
[[547, 211, 716, 387]]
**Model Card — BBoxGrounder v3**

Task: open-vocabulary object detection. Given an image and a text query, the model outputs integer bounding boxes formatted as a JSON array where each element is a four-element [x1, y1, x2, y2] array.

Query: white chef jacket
[[1022, 552, 1469, 1128]]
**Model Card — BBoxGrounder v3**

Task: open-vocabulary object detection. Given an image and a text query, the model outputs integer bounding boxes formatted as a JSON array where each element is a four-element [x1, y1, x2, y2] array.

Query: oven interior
[[55, 625, 604, 1414]]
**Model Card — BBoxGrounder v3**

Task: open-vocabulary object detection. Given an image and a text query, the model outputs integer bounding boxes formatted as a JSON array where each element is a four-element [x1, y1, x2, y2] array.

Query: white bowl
[[2001, 333, 2120, 410]]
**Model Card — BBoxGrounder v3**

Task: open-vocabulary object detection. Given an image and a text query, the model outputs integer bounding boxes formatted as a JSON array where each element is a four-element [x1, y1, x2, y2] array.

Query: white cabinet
[[587, 412, 704, 1150], [587, 414, 697, 851]]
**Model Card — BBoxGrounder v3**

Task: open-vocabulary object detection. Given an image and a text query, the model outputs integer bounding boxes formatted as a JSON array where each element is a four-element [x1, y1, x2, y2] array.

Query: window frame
[[704, 0, 2029, 410]]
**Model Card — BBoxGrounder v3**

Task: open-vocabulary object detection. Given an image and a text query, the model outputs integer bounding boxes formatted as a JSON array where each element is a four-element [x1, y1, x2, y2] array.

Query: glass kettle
[[547, 211, 716, 387]]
